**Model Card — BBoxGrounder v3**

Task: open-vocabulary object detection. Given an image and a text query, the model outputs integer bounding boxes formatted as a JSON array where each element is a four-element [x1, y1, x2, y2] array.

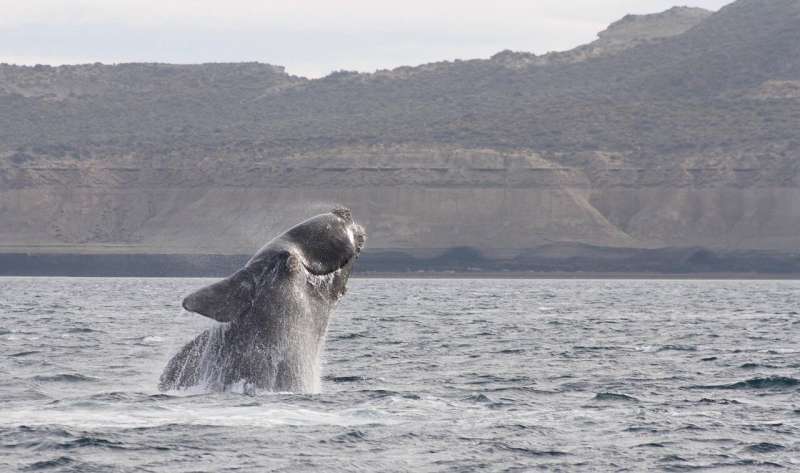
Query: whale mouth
[[301, 253, 356, 277], [302, 243, 362, 277], [300, 222, 366, 277], [302, 260, 348, 277]]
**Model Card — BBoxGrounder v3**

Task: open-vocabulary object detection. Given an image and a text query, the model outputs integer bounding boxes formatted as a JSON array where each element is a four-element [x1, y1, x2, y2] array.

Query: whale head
[[278, 206, 366, 279], [182, 207, 366, 323]]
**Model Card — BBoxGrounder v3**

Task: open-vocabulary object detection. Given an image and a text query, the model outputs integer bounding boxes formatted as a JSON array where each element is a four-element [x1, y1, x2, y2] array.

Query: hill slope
[[1, 0, 799, 259]]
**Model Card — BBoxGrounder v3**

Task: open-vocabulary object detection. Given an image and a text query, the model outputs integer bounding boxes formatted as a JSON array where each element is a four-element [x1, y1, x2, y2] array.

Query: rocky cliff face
[[491, 6, 712, 68], [1, 0, 799, 257]]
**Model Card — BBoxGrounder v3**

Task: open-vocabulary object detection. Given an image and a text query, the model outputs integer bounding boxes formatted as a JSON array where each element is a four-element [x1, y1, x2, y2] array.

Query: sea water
[[1, 277, 798, 471]]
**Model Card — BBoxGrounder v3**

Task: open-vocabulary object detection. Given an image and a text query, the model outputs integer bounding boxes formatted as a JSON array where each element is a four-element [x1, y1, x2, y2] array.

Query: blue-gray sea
[[1, 277, 799, 472]]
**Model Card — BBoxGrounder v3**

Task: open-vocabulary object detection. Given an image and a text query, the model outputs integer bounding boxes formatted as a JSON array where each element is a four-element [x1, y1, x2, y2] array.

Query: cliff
[[1, 0, 799, 264]]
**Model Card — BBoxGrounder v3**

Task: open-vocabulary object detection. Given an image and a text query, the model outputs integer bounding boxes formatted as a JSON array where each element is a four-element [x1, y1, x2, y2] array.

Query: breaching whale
[[159, 207, 366, 393]]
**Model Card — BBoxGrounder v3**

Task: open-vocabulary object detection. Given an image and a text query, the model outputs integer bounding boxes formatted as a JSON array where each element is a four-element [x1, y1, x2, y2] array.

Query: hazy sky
[[1, 0, 732, 78]]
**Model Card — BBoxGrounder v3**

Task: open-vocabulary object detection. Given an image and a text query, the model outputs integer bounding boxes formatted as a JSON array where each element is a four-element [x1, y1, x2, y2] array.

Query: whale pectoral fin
[[181, 269, 254, 322]]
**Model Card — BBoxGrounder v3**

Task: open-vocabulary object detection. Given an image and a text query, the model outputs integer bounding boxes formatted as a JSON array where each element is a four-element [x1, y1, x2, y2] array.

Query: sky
[[1, 0, 733, 78]]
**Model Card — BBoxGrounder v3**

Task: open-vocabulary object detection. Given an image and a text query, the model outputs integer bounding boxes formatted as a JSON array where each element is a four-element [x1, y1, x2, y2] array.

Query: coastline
[[1, 250, 799, 279], [355, 272, 800, 280]]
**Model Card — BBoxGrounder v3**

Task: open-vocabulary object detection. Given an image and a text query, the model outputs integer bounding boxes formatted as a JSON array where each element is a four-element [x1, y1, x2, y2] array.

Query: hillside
[[1, 0, 799, 266]]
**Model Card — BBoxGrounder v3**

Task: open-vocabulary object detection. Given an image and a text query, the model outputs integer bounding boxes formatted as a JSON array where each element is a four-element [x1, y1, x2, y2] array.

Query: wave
[[573, 345, 621, 351], [9, 351, 40, 357], [696, 398, 741, 405], [688, 376, 799, 390], [22, 456, 75, 471], [66, 327, 100, 334], [657, 345, 697, 352], [14, 434, 129, 451], [495, 348, 526, 354], [333, 332, 368, 340], [593, 392, 640, 402], [740, 362, 779, 369], [323, 375, 368, 383], [464, 393, 494, 403], [661, 460, 784, 471], [636, 442, 670, 448], [493, 442, 568, 457], [745, 442, 785, 453], [329, 430, 368, 444], [85, 391, 172, 402], [352, 388, 421, 401], [32, 373, 99, 383], [57, 436, 126, 450]]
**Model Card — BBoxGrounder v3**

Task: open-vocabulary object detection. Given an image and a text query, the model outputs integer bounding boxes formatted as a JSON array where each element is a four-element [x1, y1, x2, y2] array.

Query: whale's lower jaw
[[159, 324, 325, 394]]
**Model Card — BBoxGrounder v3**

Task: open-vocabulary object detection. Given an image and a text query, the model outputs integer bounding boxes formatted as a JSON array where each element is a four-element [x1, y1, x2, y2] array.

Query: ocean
[[1, 277, 798, 471]]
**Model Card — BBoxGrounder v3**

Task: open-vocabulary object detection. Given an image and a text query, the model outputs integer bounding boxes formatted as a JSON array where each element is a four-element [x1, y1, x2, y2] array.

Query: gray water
[[1, 277, 799, 472]]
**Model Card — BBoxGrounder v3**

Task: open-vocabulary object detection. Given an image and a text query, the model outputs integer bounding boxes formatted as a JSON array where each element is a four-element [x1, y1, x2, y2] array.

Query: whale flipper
[[162, 208, 366, 393], [182, 269, 255, 322]]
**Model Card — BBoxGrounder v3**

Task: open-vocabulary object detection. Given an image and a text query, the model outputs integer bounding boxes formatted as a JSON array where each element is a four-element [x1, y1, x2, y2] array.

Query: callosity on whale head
[[181, 207, 366, 323], [160, 207, 366, 393]]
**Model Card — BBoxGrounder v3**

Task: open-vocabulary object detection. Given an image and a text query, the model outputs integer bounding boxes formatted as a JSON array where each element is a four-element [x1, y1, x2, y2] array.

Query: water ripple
[[1, 277, 799, 471]]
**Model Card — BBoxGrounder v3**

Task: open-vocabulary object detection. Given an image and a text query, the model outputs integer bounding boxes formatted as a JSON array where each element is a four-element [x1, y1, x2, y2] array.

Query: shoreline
[[355, 271, 800, 280], [2, 272, 798, 280], [1, 251, 798, 279]]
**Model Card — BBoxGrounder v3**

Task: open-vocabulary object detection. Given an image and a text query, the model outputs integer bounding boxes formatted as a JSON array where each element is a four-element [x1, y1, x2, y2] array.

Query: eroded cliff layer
[[1, 0, 799, 257], [2, 144, 798, 254]]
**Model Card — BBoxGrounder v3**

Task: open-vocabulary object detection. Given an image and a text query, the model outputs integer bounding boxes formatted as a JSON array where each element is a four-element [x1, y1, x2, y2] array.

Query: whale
[[159, 207, 366, 393]]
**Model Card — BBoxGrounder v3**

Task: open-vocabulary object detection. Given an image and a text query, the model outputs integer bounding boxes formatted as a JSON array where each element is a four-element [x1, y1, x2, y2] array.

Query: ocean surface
[[1, 277, 799, 472]]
